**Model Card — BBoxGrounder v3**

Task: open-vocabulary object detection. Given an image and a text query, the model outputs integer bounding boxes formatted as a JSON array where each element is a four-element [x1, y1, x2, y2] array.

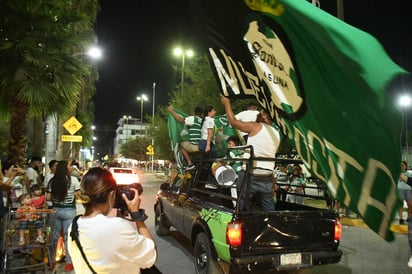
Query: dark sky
[[93, 0, 411, 147], [93, 0, 199, 128]]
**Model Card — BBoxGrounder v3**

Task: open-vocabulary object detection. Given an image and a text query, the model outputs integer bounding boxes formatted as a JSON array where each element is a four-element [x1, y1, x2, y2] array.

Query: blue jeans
[[238, 172, 275, 211], [198, 140, 216, 158], [50, 207, 76, 264], [19, 219, 42, 230]]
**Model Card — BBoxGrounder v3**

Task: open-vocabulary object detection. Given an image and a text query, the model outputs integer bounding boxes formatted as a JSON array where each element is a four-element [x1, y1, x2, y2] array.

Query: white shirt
[[3, 176, 26, 208], [25, 166, 38, 186], [248, 124, 280, 173], [68, 214, 156, 274], [200, 116, 215, 140]]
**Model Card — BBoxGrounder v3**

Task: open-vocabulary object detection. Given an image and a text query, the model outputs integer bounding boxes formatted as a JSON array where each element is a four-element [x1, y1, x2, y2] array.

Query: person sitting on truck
[[211, 135, 244, 178], [167, 105, 203, 170], [221, 96, 280, 212]]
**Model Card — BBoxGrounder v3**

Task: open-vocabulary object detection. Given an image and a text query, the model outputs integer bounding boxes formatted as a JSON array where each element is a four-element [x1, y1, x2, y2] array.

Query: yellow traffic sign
[[62, 135, 83, 142], [63, 116, 83, 135], [146, 145, 154, 155]]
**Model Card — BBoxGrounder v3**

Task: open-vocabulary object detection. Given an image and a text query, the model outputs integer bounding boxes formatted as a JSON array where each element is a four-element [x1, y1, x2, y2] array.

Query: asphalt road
[[11, 171, 410, 273]]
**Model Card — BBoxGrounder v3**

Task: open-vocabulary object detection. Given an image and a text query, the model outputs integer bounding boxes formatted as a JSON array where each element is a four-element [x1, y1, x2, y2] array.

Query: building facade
[[113, 116, 149, 157]]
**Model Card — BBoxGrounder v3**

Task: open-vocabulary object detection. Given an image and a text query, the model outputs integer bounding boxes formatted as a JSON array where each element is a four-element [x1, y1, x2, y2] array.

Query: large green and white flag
[[189, 0, 410, 241]]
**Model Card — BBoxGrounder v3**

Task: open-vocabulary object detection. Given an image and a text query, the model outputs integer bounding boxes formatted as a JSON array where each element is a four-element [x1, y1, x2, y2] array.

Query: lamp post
[[152, 82, 156, 174], [173, 47, 194, 98], [136, 95, 148, 134], [399, 94, 412, 161]]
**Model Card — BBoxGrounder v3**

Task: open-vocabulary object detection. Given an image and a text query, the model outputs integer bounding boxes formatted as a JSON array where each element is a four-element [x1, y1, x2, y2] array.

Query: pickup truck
[[154, 146, 342, 273]]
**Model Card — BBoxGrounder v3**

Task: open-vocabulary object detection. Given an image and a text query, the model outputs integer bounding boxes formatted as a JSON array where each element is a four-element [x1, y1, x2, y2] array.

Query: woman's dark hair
[[49, 161, 71, 201], [78, 167, 117, 215]]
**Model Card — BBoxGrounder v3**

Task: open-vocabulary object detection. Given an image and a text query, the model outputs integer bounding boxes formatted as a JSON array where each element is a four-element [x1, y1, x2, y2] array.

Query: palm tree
[[0, 0, 100, 165]]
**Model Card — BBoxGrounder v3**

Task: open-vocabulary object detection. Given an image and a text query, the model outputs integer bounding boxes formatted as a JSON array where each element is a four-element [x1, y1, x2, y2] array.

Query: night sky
[[93, 0, 411, 149]]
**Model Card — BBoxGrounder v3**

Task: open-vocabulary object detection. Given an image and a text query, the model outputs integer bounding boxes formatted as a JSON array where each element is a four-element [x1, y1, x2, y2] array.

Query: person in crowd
[[221, 96, 280, 211], [286, 164, 306, 204], [2, 162, 30, 209], [199, 105, 217, 155], [46, 160, 80, 272], [70, 159, 82, 180], [398, 161, 412, 225], [26, 156, 43, 188], [31, 184, 47, 209], [68, 167, 157, 273], [16, 193, 45, 245], [167, 105, 203, 170], [275, 164, 289, 202], [235, 102, 259, 143], [43, 159, 57, 202]]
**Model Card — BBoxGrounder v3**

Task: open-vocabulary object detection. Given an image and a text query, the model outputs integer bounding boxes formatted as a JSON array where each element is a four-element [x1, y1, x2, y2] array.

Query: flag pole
[[337, 0, 344, 20]]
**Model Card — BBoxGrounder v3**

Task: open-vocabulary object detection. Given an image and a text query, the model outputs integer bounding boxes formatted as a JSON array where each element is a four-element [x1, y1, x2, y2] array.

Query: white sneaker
[[407, 256, 412, 268], [36, 235, 45, 244]]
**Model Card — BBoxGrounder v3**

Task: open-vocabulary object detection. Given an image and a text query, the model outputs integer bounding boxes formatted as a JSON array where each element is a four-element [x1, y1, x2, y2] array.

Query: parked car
[[154, 146, 342, 274]]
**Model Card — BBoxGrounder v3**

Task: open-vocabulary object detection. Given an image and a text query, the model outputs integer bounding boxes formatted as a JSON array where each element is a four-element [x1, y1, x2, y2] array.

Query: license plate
[[280, 253, 302, 265]]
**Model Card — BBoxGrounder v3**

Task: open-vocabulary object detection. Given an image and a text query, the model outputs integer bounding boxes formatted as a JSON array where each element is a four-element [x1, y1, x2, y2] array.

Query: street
[[13, 171, 412, 274]]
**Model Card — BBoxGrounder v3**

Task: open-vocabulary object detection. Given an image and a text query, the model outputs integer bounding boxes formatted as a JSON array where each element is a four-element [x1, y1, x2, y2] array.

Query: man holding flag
[[188, 0, 410, 241]]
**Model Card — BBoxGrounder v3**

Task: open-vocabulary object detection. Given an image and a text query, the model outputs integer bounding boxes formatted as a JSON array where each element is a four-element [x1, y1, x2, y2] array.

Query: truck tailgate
[[229, 207, 342, 271], [240, 210, 338, 251]]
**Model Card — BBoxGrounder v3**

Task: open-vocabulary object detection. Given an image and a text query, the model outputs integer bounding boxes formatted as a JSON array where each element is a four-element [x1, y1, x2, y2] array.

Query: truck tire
[[194, 232, 223, 274], [155, 204, 170, 236]]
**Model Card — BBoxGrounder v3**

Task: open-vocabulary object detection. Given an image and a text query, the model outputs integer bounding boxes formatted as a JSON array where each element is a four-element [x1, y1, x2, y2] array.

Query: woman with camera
[[67, 167, 157, 274]]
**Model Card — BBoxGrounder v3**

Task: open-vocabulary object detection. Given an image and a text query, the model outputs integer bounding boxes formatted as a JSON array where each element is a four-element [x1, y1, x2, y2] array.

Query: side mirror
[[160, 183, 170, 191]]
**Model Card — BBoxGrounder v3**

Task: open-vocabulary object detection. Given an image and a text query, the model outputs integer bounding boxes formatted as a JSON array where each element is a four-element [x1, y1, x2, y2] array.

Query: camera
[[114, 183, 143, 214]]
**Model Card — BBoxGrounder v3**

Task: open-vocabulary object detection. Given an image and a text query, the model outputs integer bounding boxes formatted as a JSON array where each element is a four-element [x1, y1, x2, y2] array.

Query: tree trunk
[[8, 97, 29, 166], [32, 115, 43, 157]]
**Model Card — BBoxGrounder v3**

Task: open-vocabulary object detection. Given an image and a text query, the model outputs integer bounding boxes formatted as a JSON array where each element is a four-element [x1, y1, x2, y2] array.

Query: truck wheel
[[194, 232, 223, 274], [155, 205, 170, 236]]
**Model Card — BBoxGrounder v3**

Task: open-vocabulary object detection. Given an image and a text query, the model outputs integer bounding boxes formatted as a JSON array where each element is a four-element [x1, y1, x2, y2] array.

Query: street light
[[86, 46, 103, 59], [399, 94, 411, 161], [173, 47, 194, 98], [136, 95, 148, 133]]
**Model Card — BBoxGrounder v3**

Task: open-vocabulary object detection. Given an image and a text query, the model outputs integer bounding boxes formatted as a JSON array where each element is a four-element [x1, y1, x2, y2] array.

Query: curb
[[340, 217, 408, 235]]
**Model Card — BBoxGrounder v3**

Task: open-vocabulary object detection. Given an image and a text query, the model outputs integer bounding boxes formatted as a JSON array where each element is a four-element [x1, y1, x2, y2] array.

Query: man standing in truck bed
[[221, 96, 280, 211]]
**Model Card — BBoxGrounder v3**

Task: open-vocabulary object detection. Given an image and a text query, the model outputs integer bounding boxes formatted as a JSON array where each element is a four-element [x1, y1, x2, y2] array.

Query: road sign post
[[63, 116, 83, 158]]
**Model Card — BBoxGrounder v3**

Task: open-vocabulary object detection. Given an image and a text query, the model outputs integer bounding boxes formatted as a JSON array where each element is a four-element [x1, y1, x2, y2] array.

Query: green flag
[[167, 109, 238, 164], [189, 0, 409, 241]]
